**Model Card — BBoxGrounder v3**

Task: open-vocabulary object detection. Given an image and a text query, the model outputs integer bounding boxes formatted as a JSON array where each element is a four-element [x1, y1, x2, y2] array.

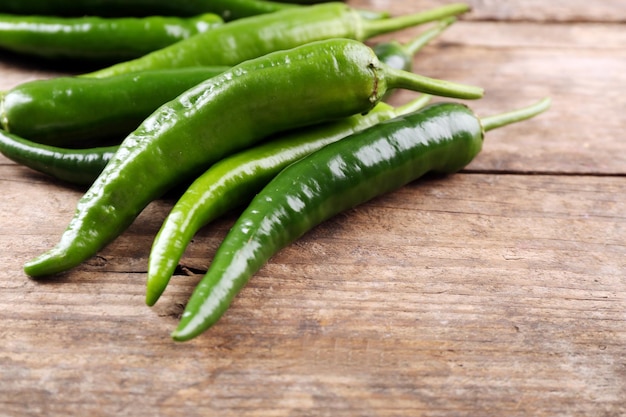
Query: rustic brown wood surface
[[0, 1, 624, 416]]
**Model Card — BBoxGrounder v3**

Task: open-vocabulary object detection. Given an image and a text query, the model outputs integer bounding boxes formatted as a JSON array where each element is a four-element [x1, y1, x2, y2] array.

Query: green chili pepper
[[0, 13, 223, 61], [0, 66, 229, 146], [373, 16, 457, 72], [84, 2, 471, 78], [146, 95, 431, 306], [0, 129, 116, 186], [171, 98, 551, 341], [0, 0, 296, 21], [22, 38, 483, 278]]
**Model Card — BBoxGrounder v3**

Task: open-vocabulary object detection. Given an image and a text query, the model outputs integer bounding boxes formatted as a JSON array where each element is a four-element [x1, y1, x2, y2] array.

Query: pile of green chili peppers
[[0, 0, 550, 342]]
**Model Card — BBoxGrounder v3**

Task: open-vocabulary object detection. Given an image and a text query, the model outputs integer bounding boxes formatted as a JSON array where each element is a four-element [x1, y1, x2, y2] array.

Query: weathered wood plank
[[1, 1, 625, 416], [1, 173, 624, 416], [391, 40, 626, 174], [379, 21, 626, 175]]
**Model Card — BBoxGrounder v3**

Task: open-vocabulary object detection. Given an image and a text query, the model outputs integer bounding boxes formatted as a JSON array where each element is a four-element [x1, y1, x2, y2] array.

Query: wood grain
[[1, 173, 624, 417], [0, 1, 624, 416]]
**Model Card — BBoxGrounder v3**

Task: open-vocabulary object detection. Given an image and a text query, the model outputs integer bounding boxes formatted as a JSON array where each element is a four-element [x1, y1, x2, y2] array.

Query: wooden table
[[1, 1, 624, 415]]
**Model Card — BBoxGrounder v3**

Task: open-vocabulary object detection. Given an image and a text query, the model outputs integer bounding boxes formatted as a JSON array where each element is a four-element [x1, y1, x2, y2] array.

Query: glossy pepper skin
[[0, 0, 296, 21], [0, 66, 229, 146], [0, 129, 116, 186], [172, 103, 485, 341], [171, 98, 551, 341], [0, 13, 222, 61], [85, 2, 470, 78], [145, 96, 431, 306], [23, 38, 483, 278]]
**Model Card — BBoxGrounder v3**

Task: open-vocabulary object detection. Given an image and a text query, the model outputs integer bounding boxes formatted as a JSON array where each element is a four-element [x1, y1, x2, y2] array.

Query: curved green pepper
[[0, 66, 229, 146], [23, 38, 483, 278], [171, 98, 551, 341], [0, 129, 116, 186], [145, 96, 432, 305], [0, 13, 222, 61], [85, 2, 471, 78]]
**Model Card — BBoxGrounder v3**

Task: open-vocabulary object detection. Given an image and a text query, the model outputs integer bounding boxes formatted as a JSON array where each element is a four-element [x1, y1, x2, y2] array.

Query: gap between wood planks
[[462, 169, 626, 177]]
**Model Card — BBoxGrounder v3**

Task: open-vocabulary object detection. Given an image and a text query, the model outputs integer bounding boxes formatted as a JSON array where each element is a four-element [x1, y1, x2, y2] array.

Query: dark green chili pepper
[[22, 38, 483, 278], [0, 129, 116, 186], [85, 2, 471, 78], [0, 66, 229, 146], [146, 95, 431, 306], [0, 0, 296, 21], [0, 13, 222, 61], [373, 16, 457, 72], [171, 98, 551, 341]]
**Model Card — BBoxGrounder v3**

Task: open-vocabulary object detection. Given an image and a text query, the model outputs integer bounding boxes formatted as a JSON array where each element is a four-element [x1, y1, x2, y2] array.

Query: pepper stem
[[481, 98, 551, 132], [404, 17, 457, 57], [361, 3, 469, 39], [383, 65, 483, 100]]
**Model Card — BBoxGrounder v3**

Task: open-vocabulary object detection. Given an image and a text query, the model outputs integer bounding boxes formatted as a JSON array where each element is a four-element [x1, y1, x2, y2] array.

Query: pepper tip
[[170, 313, 206, 342], [145, 285, 163, 307], [170, 328, 192, 342]]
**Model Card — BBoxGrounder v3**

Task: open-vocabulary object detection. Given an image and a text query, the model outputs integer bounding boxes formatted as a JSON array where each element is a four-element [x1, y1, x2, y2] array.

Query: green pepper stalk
[[373, 16, 457, 101], [145, 95, 432, 306], [171, 98, 551, 341], [85, 2, 471, 78], [23, 38, 483, 278], [373, 16, 457, 72], [0, 67, 229, 146]]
